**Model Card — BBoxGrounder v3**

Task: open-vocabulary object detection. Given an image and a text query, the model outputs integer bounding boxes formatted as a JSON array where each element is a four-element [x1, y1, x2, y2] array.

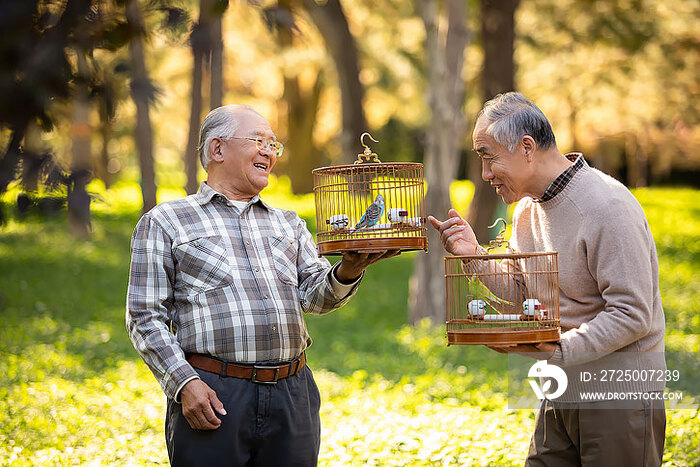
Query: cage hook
[[486, 217, 510, 251], [355, 132, 382, 164], [361, 132, 379, 149]]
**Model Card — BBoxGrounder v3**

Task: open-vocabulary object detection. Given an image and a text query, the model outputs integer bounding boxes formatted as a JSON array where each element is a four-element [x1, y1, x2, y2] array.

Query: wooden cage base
[[318, 237, 427, 256], [447, 327, 561, 346]]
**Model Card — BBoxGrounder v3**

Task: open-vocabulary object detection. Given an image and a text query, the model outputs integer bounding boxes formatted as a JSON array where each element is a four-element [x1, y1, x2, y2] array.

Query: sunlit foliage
[[0, 183, 697, 466]]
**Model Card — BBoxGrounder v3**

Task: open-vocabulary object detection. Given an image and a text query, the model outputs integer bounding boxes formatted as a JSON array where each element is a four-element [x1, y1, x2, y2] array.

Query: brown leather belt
[[186, 352, 306, 385]]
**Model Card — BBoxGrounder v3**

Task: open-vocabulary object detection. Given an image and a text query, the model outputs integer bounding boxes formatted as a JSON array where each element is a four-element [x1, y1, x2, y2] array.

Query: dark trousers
[[525, 397, 666, 467], [165, 365, 321, 467]]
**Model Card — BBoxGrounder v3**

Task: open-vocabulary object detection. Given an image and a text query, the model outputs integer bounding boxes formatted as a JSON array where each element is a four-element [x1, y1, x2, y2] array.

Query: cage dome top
[[355, 132, 381, 164]]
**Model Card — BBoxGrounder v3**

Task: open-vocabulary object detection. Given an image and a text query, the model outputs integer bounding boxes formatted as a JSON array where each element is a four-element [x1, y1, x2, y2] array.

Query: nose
[[259, 147, 277, 168], [258, 145, 274, 158], [481, 161, 493, 182]]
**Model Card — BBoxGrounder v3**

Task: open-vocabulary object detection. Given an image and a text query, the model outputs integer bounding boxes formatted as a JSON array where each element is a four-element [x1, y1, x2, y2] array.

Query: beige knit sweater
[[512, 160, 665, 395]]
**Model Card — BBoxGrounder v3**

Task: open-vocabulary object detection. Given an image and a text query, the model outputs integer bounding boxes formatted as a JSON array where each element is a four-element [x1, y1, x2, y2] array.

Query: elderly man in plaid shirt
[[126, 104, 398, 466]]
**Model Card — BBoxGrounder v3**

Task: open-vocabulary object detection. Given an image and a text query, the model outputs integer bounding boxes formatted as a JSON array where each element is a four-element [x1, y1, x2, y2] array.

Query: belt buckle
[[251, 366, 279, 385]]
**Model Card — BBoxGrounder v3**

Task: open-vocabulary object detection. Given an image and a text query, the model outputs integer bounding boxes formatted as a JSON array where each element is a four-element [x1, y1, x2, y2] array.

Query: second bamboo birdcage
[[312, 133, 427, 256], [445, 220, 561, 346]]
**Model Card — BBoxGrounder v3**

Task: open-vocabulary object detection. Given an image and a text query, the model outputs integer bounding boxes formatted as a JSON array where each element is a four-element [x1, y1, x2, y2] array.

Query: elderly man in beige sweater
[[430, 92, 666, 467]]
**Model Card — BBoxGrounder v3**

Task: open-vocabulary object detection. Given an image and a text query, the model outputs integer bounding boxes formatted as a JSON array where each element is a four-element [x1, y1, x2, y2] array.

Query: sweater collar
[[534, 153, 585, 203]]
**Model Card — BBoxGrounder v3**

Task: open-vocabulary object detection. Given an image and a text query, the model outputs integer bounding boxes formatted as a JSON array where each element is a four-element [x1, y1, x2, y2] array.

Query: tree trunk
[[97, 110, 114, 188], [409, 0, 469, 324], [625, 132, 648, 188], [273, 0, 324, 194], [126, 0, 157, 212], [209, 0, 225, 109], [68, 47, 93, 236], [567, 91, 578, 152], [0, 128, 27, 196], [95, 71, 115, 189], [467, 0, 518, 241], [303, 0, 366, 164], [282, 69, 324, 194], [185, 46, 204, 194], [480, 0, 517, 100], [22, 122, 43, 192], [185, 0, 226, 194], [185, 0, 208, 194], [0, 129, 26, 225]]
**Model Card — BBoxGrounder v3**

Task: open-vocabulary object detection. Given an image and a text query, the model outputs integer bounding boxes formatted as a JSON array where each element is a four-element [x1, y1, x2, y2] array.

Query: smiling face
[[208, 109, 278, 200], [472, 118, 535, 205]]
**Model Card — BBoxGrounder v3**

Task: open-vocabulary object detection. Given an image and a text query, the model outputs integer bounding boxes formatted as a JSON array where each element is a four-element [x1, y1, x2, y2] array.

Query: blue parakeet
[[355, 194, 385, 229]]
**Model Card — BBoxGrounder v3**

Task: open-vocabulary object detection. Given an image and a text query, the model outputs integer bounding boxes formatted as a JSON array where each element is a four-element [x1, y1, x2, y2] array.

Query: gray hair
[[477, 92, 556, 152], [197, 104, 260, 170]]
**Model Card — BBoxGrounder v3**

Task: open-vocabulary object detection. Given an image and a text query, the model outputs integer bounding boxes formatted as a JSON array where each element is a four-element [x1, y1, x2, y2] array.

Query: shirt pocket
[[268, 235, 299, 287], [173, 235, 232, 295]]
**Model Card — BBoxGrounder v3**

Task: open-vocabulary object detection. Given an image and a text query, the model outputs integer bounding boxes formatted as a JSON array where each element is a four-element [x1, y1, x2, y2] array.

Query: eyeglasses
[[223, 136, 284, 158]]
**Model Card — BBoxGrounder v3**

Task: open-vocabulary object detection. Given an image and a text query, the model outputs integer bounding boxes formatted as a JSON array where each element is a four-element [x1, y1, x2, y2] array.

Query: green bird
[[466, 275, 513, 312]]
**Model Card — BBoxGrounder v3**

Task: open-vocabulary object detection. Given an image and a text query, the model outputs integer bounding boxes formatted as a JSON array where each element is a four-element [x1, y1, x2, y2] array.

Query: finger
[[428, 215, 443, 230], [377, 249, 401, 259], [438, 216, 465, 233], [364, 250, 395, 264], [193, 386, 223, 429], [184, 412, 201, 430], [184, 407, 216, 430], [341, 251, 366, 264], [448, 209, 463, 219], [340, 251, 356, 261], [509, 344, 532, 352], [192, 410, 219, 430], [486, 345, 509, 354], [443, 230, 468, 252], [444, 236, 462, 253], [441, 223, 467, 240], [210, 392, 227, 416], [200, 404, 222, 428], [375, 250, 400, 262], [386, 249, 402, 258], [365, 251, 386, 262]]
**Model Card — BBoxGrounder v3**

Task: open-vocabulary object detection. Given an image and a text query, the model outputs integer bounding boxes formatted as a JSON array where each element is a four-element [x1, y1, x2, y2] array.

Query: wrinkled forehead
[[472, 117, 494, 148], [472, 116, 491, 139], [235, 109, 275, 138]]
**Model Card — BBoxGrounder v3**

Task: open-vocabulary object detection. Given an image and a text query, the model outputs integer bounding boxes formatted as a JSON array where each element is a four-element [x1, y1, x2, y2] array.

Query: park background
[[0, 0, 698, 465]]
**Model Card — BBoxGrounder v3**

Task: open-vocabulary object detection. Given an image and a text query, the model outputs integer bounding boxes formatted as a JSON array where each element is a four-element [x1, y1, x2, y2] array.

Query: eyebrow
[[251, 129, 277, 140]]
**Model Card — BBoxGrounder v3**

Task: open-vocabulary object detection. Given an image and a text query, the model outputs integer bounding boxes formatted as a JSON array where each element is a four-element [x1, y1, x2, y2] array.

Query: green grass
[[0, 185, 698, 466]]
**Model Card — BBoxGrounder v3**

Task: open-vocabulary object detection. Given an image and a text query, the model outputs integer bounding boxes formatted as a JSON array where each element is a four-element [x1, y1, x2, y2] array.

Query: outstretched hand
[[180, 378, 226, 430], [336, 250, 401, 282], [428, 209, 479, 256]]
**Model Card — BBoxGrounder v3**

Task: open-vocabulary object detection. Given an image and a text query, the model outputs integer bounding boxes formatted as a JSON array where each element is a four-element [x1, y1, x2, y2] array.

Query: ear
[[209, 137, 225, 163], [521, 135, 536, 161]]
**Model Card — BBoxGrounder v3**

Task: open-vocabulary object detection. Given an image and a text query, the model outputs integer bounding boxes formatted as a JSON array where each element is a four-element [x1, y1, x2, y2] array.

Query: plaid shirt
[[126, 182, 360, 399], [536, 153, 584, 202]]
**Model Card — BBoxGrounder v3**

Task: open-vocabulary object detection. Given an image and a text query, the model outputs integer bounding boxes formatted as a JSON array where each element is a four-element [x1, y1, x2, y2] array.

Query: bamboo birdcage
[[312, 133, 427, 256], [445, 220, 561, 345]]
